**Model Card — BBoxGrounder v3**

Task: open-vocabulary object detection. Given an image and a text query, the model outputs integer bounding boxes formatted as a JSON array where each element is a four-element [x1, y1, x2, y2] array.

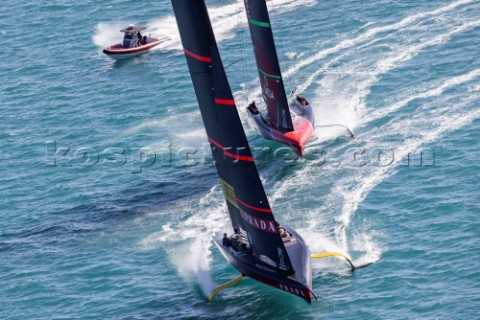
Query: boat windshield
[[124, 32, 134, 40]]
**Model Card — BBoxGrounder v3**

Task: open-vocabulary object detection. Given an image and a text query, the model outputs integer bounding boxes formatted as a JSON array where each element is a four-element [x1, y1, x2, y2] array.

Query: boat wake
[[364, 68, 480, 124], [94, 0, 308, 55], [262, 0, 480, 268], [93, 22, 128, 48], [138, 0, 480, 291], [138, 186, 229, 296]]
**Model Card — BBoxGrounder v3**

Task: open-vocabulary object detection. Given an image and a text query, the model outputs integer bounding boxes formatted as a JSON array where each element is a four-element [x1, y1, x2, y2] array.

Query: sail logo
[[259, 255, 277, 268], [220, 179, 239, 209], [277, 248, 287, 271], [240, 210, 277, 233], [262, 75, 275, 99]]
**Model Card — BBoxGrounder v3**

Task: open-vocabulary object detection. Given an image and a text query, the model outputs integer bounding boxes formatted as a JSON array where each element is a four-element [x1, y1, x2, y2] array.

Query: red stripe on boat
[[257, 277, 312, 299], [215, 98, 236, 105], [208, 137, 254, 162], [236, 198, 272, 213], [184, 49, 212, 63]]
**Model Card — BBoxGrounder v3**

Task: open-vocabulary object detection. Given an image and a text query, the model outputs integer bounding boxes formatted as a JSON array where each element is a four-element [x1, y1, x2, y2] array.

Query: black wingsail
[[172, 0, 294, 275], [244, 0, 294, 132]]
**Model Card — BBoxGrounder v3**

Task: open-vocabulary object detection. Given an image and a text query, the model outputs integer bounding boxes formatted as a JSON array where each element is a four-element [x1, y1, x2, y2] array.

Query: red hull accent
[[272, 117, 314, 157], [257, 276, 313, 301], [103, 40, 163, 55]]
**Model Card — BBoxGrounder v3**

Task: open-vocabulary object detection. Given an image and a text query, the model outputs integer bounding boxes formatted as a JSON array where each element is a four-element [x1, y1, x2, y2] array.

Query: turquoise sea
[[1, 0, 479, 319]]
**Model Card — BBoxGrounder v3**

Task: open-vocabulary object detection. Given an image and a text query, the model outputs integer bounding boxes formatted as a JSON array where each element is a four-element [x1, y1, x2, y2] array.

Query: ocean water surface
[[1, 0, 479, 319]]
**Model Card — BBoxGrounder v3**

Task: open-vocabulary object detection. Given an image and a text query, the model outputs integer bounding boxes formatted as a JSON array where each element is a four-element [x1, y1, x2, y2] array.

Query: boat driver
[[275, 221, 291, 241], [137, 31, 147, 46], [296, 94, 309, 106], [248, 101, 259, 115], [291, 94, 309, 116], [222, 233, 231, 247]]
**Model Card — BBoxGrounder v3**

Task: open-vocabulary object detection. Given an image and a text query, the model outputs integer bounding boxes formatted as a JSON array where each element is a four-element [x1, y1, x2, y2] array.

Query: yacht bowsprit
[[102, 25, 169, 60]]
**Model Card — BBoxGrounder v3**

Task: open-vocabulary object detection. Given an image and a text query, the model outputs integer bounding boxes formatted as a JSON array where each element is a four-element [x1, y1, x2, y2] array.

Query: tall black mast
[[171, 0, 294, 274], [244, 0, 294, 132]]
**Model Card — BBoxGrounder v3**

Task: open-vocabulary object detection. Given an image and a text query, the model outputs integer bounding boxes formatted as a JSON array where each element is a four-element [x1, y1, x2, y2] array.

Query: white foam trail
[[93, 22, 127, 48], [308, 19, 480, 141], [351, 232, 383, 265], [121, 103, 206, 145], [302, 230, 352, 270], [373, 20, 480, 73], [122, 115, 211, 158], [123, 120, 168, 135], [302, 14, 480, 94], [283, 0, 476, 79], [137, 0, 478, 279], [291, 96, 480, 254], [145, 4, 241, 51], [300, 228, 344, 254], [245, 0, 477, 121], [272, 36, 479, 258], [335, 103, 480, 249], [364, 68, 480, 123], [138, 186, 229, 296], [145, 0, 316, 51]]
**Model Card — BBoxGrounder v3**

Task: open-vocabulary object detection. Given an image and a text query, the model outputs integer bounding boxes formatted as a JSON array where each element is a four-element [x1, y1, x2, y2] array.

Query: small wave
[[138, 185, 229, 296]]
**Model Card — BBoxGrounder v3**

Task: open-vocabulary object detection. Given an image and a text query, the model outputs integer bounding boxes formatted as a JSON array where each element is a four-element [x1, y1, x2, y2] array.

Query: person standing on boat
[[296, 94, 309, 106], [291, 94, 309, 116], [222, 233, 231, 247], [137, 31, 143, 46], [276, 221, 291, 241], [247, 101, 259, 115]]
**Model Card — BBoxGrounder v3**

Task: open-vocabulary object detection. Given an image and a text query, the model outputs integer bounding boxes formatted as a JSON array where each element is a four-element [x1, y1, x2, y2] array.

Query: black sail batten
[[244, 0, 294, 132], [171, 0, 294, 275]]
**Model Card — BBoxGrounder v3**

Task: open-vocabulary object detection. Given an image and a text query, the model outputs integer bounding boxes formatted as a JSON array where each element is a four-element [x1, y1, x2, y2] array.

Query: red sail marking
[[215, 98, 236, 105], [208, 136, 254, 162], [184, 49, 212, 63], [236, 198, 272, 213]]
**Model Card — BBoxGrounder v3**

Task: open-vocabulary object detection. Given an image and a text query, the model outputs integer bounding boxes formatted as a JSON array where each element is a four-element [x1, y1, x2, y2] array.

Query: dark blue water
[[1, 0, 479, 319]]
